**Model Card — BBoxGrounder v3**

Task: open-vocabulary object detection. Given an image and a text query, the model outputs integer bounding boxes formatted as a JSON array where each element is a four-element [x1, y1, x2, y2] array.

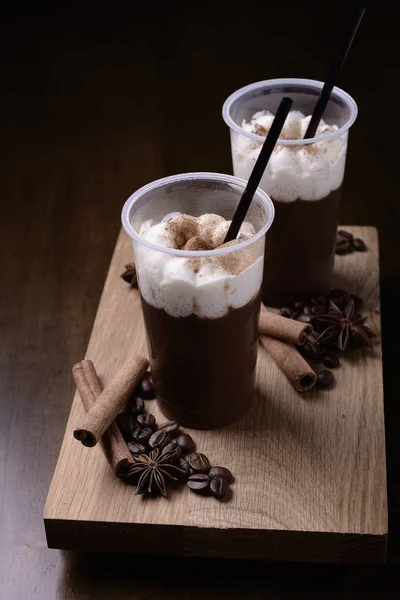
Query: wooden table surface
[[1, 3, 399, 599]]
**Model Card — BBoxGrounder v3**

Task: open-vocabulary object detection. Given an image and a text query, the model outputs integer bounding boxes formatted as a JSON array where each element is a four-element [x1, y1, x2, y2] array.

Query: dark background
[[1, 2, 399, 598]]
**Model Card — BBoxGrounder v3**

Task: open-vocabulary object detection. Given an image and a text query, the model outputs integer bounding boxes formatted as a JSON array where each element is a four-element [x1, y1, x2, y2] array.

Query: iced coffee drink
[[223, 78, 358, 307], [122, 173, 274, 429]]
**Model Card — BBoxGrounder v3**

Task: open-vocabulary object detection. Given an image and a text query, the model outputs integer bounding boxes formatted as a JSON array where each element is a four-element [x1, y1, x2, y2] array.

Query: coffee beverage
[[233, 109, 346, 306], [122, 172, 274, 429], [223, 79, 358, 307], [136, 212, 263, 429]]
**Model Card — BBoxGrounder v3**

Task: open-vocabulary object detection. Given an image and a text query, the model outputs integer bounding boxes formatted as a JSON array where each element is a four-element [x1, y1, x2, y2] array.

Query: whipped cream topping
[[232, 110, 348, 201], [135, 213, 263, 318]]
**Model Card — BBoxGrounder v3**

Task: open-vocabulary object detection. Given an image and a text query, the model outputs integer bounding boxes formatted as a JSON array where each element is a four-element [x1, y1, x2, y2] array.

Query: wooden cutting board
[[44, 226, 387, 564]]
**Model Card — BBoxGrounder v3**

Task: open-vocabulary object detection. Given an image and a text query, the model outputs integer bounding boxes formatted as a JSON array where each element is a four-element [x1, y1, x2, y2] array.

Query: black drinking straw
[[224, 96, 293, 243], [304, 5, 366, 139]]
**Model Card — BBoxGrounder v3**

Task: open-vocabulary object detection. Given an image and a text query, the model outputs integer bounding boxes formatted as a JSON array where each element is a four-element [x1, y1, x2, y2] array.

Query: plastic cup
[[222, 78, 358, 307], [122, 172, 274, 429]]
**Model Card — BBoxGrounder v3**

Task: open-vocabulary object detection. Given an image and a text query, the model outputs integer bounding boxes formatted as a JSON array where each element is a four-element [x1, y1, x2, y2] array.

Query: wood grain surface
[[1, 3, 400, 599], [44, 226, 387, 563]]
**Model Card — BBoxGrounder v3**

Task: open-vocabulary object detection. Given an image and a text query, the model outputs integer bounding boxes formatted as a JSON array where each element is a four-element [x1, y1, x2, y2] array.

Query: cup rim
[[121, 172, 275, 258], [222, 78, 358, 146]]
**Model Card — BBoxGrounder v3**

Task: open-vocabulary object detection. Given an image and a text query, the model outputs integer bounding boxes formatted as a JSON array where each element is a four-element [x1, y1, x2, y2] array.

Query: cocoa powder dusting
[[167, 214, 256, 276]]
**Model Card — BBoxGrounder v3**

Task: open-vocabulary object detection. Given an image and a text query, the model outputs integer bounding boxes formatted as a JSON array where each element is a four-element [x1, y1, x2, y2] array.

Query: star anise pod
[[123, 449, 186, 496], [312, 298, 373, 351], [120, 262, 137, 287]]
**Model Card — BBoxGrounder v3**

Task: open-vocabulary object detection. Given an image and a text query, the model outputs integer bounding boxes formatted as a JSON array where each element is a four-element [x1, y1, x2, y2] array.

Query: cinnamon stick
[[259, 335, 316, 392], [72, 360, 133, 473], [259, 306, 312, 346], [73, 355, 149, 447]]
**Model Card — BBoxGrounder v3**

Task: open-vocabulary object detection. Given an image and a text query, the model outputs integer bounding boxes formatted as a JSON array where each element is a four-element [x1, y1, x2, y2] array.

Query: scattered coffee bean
[[187, 473, 210, 495], [323, 354, 341, 369], [176, 458, 190, 482], [209, 466, 234, 484], [161, 442, 182, 459], [294, 300, 304, 311], [158, 420, 180, 436], [316, 370, 334, 389], [351, 294, 364, 309], [149, 429, 171, 450], [187, 452, 210, 474], [116, 412, 133, 441], [127, 395, 145, 416], [297, 313, 312, 324], [335, 238, 352, 255], [328, 288, 350, 302], [135, 373, 155, 400], [136, 413, 156, 429], [303, 305, 312, 315], [280, 307, 293, 318], [128, 441, 147, 455], [176, 434, 196, 454], [301, 341, 323, 363], [210, 476, 230, 499], [337, 229, 354, 241], [133, 427, 153, 443], [336, 230, 367, 255], [353, 238, 367, 252], [311, 304, 326, 315], [120, 263, 137, 286]]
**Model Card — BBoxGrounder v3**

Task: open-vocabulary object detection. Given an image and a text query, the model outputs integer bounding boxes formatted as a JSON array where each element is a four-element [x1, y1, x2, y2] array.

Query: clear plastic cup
[[222, 78, 358, 307], [122, 172, 274, 429]]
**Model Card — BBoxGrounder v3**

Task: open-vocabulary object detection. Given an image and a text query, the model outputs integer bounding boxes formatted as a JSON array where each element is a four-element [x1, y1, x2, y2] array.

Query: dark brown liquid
[[140, 292, 261, 429], [262, 188, 342, 307]]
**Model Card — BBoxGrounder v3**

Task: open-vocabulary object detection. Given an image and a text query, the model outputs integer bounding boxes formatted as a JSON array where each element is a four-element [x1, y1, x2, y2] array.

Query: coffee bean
[[127, 395, 145, 416], [337, 229, 354, 241], [176, 434, 196, 454], [161, 442, 182, 460], [149, 429, 171, 450], [187, 473, 210, 494], [210, 476, 230, 498], [323, 354, 341, 369], [328, 288, 347, 300], [294, 300, 304, 310], [280, 307, 293, 318], [176, 458, 190, 482], [335, 239, 352, 254], [187, 452, 210, 473], [303, 305, 312, 315], [136, 413, 156, 429], [311, 304, 326, 315], [297, 314, 312, 324], [352, 238, 367, 252], [291, 310, 302, 320], [158, 420, 180, 436], [133, 427, 153, 443], [116, 412, 134, 441], [135, 373, 155, 400], [310, 296, 327, 306], [209, 466, 234, 484], [301, 341, 323, 363], [128, 441, 147, 455], [316, 370, 334, 389], [351, 294, 364, 309]]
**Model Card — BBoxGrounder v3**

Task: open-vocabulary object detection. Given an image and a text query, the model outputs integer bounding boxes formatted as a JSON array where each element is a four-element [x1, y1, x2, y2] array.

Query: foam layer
[[135, 214, 263, 318], [232, 110, 348, 202]]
